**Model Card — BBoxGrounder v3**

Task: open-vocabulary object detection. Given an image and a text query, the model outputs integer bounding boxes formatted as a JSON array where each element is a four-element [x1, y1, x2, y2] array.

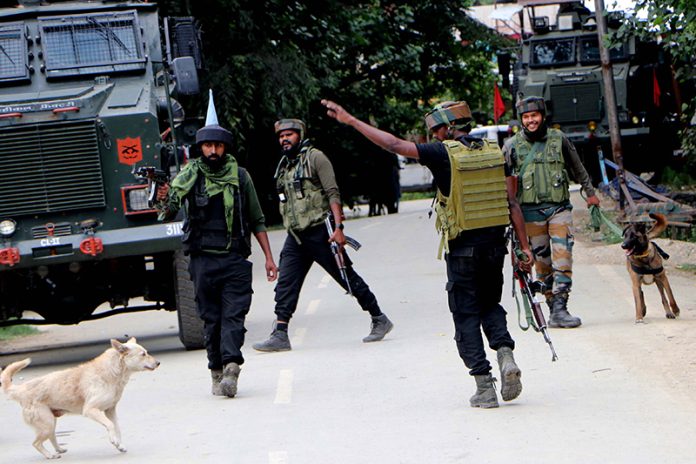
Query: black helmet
[[515, 96, 546, 115], [195, 124, 234, 150]]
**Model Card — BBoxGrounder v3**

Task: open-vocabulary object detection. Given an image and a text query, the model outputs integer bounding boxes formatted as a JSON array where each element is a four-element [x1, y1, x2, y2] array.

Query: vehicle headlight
[[0, 219, 17, 238], [631, 116, 640, 125], [587, 121, 597, 132]]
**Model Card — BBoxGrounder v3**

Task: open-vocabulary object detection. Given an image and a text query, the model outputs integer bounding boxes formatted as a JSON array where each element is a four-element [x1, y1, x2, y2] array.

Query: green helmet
[[424, 101, 472, 131], [274, 118, 306, 140], [515, 96, 546, 115]]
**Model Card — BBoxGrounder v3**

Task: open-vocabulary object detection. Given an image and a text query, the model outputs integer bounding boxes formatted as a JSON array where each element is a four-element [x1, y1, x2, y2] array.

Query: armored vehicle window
[[579, 37, 627, 64], [0, 23, 30, 83], [530, 38, 575, 68], [38, 11, 146, 78]]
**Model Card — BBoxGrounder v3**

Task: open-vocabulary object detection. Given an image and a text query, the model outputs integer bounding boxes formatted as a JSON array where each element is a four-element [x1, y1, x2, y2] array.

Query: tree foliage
[[159, 0, 510, 219], [614, 0, 696, 174]]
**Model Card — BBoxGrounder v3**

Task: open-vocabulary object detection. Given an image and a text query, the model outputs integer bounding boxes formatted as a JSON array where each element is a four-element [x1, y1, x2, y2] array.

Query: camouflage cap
[[274, 118, 306, 140], [424, 101, 472, 131], [516, 96, 546, 115]]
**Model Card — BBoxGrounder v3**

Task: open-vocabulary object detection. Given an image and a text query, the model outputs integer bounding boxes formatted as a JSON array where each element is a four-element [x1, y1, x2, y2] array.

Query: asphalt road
[[1, 198, 695, 463]]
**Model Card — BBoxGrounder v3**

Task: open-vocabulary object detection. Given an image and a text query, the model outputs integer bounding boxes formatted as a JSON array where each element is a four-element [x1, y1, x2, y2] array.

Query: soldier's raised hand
[[321, 99, 354, 125]]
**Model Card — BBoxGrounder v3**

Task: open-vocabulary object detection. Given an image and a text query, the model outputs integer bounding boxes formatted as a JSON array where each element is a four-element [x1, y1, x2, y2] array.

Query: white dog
[[1, 337, 159, 459]]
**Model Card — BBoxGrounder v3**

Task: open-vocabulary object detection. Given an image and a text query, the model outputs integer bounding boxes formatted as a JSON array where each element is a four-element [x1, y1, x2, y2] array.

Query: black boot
[[253, 323, 292, 352], [362, 314, 394, 343], [548, 293, 581, 328], [470, 374, 499, 408], [496, 347, 522, 401]]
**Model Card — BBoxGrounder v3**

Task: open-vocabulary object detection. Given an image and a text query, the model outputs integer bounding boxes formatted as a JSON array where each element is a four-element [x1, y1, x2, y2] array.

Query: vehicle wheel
[[174, 250, 205, 350]]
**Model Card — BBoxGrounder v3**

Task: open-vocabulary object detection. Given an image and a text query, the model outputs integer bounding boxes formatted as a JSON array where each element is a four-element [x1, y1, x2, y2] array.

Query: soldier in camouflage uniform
[[503, 96, 600, 328]]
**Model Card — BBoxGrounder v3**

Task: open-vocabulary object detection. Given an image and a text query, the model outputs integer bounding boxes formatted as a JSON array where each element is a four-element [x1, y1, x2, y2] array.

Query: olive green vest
[[275, 146, 330, 232], [435, 139, 510, 258], [513, 129, 570, 205]]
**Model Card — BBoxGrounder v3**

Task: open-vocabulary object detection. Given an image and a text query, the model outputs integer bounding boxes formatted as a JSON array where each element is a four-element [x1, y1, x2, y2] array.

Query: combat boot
[[252, 328, 291, 352], [211, 369, 224, 396], [362, 314, 394, 343], [219, 363, 241, 398], [470, 374, 499, 409], [548, 293, 582, 328], [496, 346, 522, 402]]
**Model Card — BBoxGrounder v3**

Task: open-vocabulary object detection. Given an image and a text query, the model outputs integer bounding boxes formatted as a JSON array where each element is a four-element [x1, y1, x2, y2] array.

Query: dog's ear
[[127, 336, 137, 344], [111, 339, 129, 353]]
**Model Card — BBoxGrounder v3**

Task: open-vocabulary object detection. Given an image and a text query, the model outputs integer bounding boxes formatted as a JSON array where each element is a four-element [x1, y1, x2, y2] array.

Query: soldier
[[252, 118, 393, 352], [321, 99, 533, 409], [157, 92, 278, 397], [503, 96, 600, 328]]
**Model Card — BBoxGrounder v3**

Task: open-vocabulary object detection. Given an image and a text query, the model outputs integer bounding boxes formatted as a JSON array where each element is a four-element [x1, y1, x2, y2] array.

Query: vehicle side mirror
[[171, 57, 199, 96]]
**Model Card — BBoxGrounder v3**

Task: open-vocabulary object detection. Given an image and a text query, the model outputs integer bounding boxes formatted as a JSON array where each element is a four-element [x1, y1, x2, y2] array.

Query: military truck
[[512, 0, 682, 181], [0, 0, 205, 349]]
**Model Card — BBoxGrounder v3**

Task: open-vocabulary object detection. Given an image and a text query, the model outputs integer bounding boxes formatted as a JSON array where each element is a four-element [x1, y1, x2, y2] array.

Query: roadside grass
[[677, 263, 696, 275], [0, 325, 39, 341], [401, 191, 435, 201]]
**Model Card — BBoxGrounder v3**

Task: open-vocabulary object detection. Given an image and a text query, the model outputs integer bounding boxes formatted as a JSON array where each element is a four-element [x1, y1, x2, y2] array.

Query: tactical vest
[[434, 139, 510, 257], [275, 146, 330, 232], [513, 129, 570, 204], [182, 167, 251, 256]]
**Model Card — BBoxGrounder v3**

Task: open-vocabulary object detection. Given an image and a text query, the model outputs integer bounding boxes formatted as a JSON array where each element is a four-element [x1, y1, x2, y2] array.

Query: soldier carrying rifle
[[252, 118, 394, 352], [322, 99, 533, 409]]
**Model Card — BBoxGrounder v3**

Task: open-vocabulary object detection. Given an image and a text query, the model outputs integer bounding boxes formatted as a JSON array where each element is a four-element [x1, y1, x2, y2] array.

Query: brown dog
[[621, 213, 681, 323], [1, 337, 159, 459]]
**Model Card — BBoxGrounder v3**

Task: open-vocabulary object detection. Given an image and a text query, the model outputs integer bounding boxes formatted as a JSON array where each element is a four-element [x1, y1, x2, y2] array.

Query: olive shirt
[[501, 129, 596, 200], [416, 136, 510, 248], [277, 147, 342, 206]]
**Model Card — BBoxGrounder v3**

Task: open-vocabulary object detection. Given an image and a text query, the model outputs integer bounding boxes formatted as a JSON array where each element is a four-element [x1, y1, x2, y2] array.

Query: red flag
[[493, 83, 505, 123], [653, 68, 661, 107]]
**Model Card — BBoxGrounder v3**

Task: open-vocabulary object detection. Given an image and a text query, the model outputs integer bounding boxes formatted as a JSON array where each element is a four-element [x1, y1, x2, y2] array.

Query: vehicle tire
[[174, 250, 205, 350]]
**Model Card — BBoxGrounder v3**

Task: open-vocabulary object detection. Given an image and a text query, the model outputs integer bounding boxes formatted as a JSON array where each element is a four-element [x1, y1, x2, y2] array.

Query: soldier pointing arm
[[321, 98, 531, 409]]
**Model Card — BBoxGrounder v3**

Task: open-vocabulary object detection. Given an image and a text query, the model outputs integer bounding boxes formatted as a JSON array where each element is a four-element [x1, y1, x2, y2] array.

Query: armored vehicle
[[513, 0, 682, 181], [0, 0, 205, 349]]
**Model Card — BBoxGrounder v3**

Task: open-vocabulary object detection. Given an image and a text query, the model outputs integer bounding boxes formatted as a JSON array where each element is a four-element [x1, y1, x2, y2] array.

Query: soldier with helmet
[[156, 91, 278, 398], [503, 96, 600, 328], [321, 98, 533, 409], [252, 118, 393, 352]]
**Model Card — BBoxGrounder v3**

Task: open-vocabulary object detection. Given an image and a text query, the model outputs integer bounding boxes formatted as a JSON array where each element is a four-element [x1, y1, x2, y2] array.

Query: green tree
[[160, 0, 510, 218]]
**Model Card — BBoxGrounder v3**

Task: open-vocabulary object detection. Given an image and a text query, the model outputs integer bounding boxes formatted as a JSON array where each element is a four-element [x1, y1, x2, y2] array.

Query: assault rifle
[[510, 235, 558, 362], [133, 166, 169, 207], [324, 214, 361, 295]]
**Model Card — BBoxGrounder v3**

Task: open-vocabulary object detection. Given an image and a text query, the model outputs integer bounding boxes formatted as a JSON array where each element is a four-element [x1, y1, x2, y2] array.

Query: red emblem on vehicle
[[117, 136, 143, 165]]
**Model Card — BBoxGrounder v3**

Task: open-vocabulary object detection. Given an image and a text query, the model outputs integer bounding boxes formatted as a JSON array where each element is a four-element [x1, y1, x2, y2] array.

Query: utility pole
[[595, 0, 632, 212]]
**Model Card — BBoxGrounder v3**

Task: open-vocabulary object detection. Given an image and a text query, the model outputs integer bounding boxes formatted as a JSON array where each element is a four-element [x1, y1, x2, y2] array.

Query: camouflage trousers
[[523, 206, 574, 297]]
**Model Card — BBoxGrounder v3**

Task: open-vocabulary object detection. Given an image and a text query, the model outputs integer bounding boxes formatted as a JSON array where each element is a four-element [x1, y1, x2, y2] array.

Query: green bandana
[[170, 156, 239, 239]]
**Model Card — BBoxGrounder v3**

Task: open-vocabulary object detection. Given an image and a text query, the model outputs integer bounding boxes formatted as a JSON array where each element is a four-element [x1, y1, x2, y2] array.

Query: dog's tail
[[648, 213, 668, 240], [1, 358, 31, 394]]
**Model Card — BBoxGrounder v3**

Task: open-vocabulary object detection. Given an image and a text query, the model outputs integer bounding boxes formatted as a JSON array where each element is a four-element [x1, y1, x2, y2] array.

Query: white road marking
[[269, 451, 288, 464], [305, 299, 320, 315], [318, 274, 331, 288], [274, 369, 294, 404], [291, 327, 306, 347]]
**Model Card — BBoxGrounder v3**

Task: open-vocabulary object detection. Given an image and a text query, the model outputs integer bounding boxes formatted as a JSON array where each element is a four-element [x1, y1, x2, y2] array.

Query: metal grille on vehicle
[[0, 119, 106, 217], [550, 83, 601, 123], [31, 222, 73, 238]]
